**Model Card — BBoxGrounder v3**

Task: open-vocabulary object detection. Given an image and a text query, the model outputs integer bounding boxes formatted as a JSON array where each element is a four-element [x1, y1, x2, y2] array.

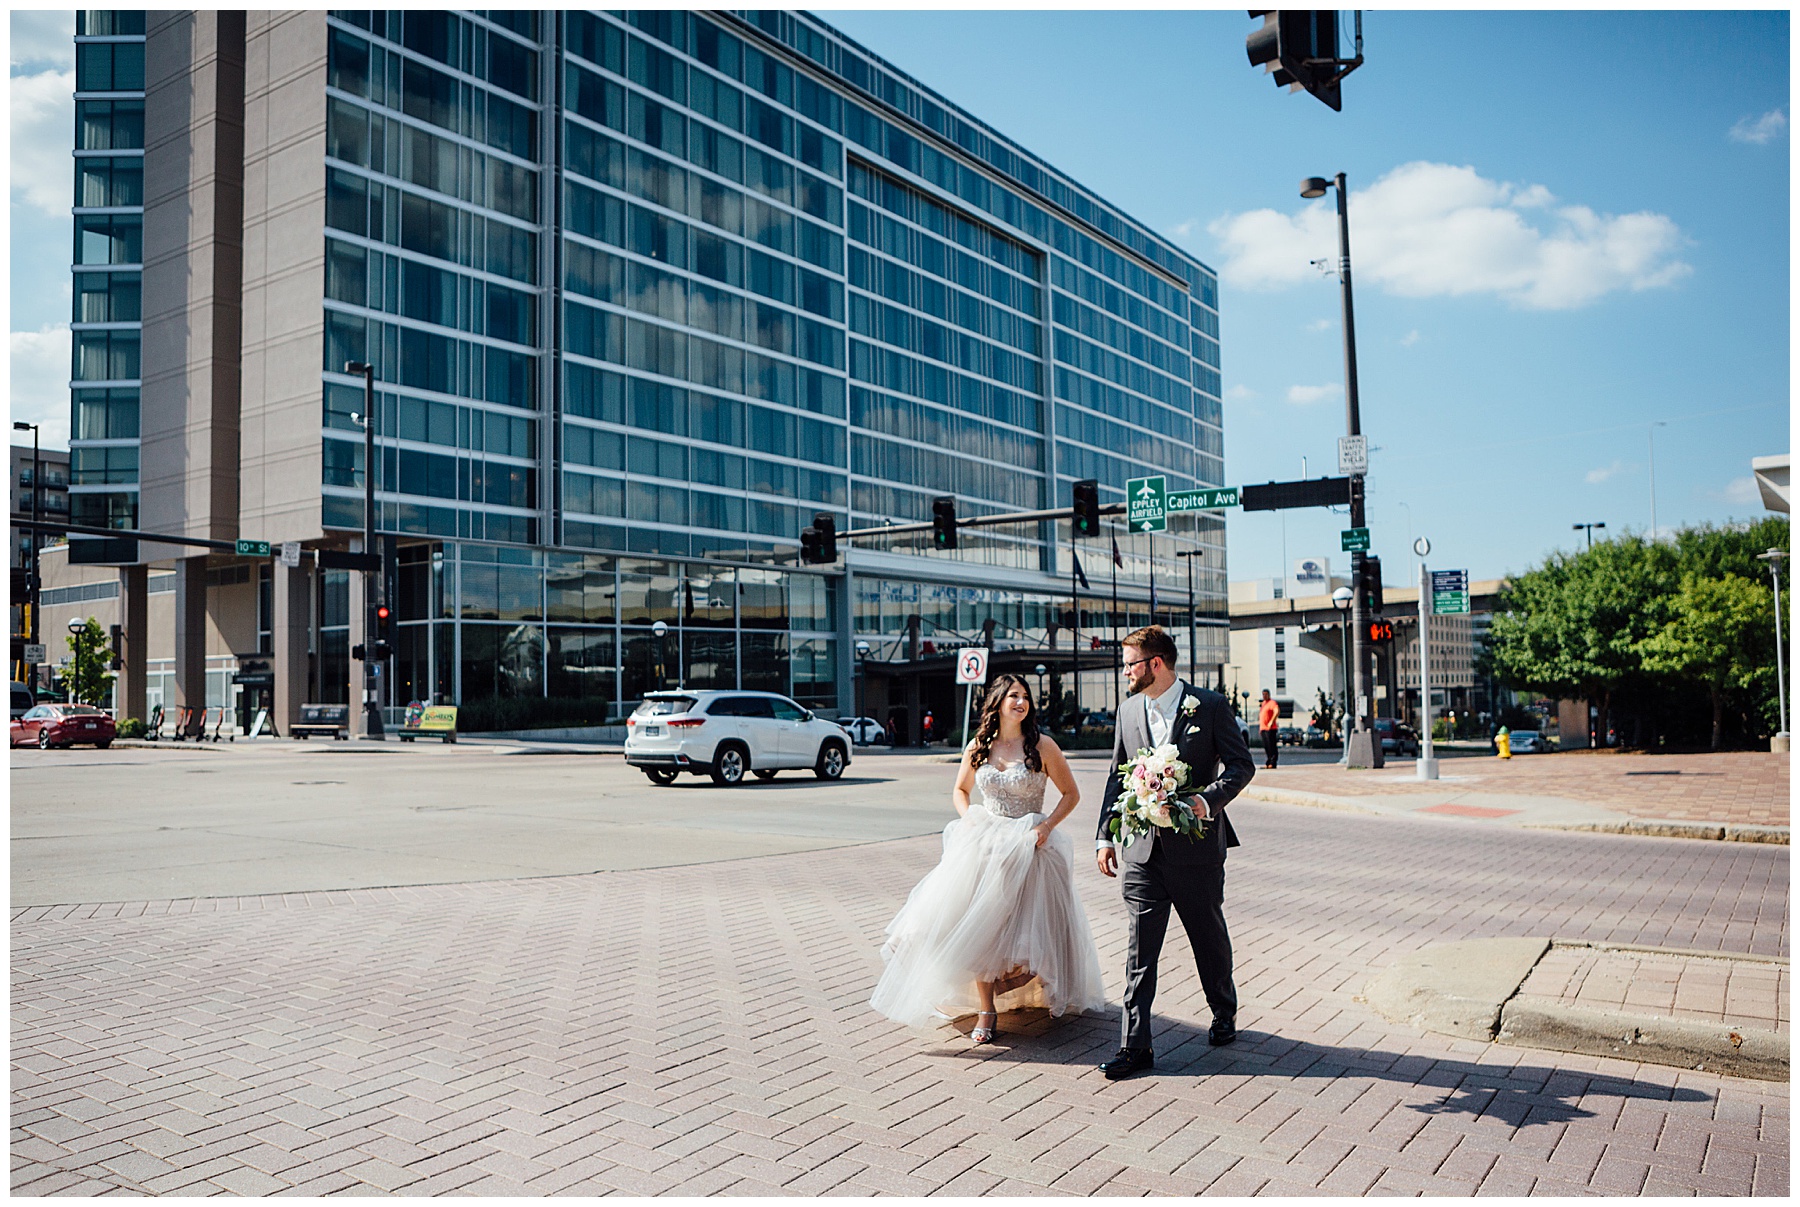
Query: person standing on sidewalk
[[1095, 626, 1255, 1080], [1258, 689, 1280, 770]]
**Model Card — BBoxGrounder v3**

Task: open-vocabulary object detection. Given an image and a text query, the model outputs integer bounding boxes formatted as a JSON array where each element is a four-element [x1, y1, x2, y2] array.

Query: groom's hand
[[1096, 846, 1118, 877]]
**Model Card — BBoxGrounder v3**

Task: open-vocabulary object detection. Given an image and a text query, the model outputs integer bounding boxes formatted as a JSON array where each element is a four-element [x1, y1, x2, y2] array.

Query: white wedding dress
[[870, 760, 1108, 1028]]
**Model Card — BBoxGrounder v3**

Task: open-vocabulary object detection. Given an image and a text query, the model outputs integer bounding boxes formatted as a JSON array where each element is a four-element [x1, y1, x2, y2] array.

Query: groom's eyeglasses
[[1122, 657, 1157, 672]]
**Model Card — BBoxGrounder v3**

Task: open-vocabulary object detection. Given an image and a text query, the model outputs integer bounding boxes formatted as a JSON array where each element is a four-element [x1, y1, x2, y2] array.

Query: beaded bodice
[[974, 760, 1049, 818]]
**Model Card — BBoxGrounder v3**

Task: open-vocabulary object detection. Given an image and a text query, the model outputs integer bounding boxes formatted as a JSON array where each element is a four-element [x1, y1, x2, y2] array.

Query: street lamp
[[1034, 662, 1048, 717], [1648, 421, 1667, 540], [1301, 172, 1375, 767], [343, 360, 384, 738], [1756, 548, 1789, 751], [1331, 585, 1353, 759], [14, 421, 41, 694], [66, 616, 87, 705], [1175, 547, 1204, 681], [855, 639, 870, 735], [651, 619, 669, 691], [1573, 522, 1606, 550]]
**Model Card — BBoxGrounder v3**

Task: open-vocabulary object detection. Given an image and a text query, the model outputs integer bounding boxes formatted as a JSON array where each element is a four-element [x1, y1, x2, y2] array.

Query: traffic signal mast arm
[[836, 501, 1130, 543]]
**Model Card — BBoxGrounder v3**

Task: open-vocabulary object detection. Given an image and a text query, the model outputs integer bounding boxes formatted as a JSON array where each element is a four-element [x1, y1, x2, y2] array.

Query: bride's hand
[[1031, 822, 1052, 848]]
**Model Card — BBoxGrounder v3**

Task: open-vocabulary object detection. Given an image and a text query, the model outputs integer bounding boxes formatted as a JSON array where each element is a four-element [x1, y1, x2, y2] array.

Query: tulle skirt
[[870, 805, 1109, 1028]]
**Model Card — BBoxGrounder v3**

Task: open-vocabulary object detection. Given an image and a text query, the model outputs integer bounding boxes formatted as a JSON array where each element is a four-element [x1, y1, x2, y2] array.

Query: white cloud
[[1399, 329, 1421, 347], [1224, 384, 1256, 402], [1170, 218, 1201, 240], [1719, 476, 1762, 505], [1287, 384, 1340, 406], [1585, 460, 1627, 484], [1209, 161, 1691, 310], [11, 10, 74, 74], [12, 64, 76, 216], [11, 325, 72, 450], [1305, 318, 1331, 333], [1729, 109, 1787, 144]]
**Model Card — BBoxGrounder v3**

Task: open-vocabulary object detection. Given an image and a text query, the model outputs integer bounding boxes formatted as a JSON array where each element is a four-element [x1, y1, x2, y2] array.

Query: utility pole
[[13, 421, 41, 696], [1758, 548, 1789, 752], [1302, 172, 1378, 767]]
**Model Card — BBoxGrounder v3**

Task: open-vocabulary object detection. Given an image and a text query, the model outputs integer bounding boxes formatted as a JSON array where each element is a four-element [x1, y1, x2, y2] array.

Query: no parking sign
[[956, 647, 989, 684]]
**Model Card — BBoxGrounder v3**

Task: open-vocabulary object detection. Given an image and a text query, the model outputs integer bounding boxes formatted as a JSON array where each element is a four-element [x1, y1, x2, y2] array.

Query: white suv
[[624, 690, 852, 786]]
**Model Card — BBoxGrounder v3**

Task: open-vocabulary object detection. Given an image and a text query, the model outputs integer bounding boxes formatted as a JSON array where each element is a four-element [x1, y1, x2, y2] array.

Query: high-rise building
[[56, 10, 1229, 738]]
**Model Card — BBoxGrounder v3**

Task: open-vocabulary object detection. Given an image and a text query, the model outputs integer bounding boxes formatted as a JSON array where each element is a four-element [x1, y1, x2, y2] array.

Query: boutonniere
[[1180, 697, 1200, 717]]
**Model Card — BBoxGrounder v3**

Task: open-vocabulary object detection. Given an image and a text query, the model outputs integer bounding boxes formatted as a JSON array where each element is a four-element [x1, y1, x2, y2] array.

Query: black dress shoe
[[1100, 1048, 1154, 1080], [1208, 1017, 1238, 1046]]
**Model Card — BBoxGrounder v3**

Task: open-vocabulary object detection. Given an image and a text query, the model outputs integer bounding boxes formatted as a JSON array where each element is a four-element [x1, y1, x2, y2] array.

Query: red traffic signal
[[1367, 618, 1394, 644], [376, 604, 391, 621]]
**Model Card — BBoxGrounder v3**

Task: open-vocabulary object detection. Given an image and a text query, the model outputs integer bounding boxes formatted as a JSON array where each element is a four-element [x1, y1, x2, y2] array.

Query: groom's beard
[[1126, 668, 1155, 696]]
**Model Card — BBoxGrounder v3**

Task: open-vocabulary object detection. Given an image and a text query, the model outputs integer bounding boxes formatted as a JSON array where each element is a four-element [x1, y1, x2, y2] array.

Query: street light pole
[[1303, 172, 1374, 766], [1648, 421, 1667, 540], [1175, 548, 1203, 682], [344, 361, 384, 738], [1757, 548, 1789, 750], [1331, 585, 1352, 763], [14, 421, 41, 695], [1573, 522, 1606, 550]]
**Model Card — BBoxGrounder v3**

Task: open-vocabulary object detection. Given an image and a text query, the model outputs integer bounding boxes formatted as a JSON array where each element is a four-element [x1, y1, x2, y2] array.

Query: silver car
[[624, 690, 852, 786]]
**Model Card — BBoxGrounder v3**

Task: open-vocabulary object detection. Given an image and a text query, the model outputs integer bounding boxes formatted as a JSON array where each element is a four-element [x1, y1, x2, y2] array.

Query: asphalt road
[[12, 740, 1789, 1194]]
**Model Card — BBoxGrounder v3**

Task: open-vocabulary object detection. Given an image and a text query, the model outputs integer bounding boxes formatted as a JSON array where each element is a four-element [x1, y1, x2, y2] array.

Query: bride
[[870, 674, 1107, 1043]]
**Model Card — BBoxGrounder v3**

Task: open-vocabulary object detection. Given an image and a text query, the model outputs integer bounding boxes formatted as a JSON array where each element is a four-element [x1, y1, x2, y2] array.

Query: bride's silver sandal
[[971, 1011, 998, 1044]]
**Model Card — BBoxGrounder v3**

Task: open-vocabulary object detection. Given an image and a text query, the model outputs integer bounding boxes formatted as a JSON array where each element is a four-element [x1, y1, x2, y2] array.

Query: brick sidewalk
[[1258, 750, 1790, 827], [1520, 947, 1789, 1032], [12, 803, 1789, 1196]]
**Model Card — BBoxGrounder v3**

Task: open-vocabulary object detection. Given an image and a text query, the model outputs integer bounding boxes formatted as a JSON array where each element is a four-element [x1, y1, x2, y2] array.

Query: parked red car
[[11, 704, 116, 749]]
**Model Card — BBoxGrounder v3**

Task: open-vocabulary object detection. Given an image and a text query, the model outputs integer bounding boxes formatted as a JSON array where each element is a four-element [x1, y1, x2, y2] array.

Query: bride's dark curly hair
[[969, 673, 1042, 772]]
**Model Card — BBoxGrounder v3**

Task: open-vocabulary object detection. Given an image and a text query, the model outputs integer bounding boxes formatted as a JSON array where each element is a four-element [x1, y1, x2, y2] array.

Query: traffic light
[[352, 643, 366, 661], [370, 641, 394, 662], [1360, 554, 1384, 613], [1246, 10, 1345, 111], [1071, 479, 1100, 538], [812, 512, 837, 562], [932, 496, 958, 550], [1366, 618, 1394, 644], [375, 603, 392, 641], [799, 525, 822, 564]]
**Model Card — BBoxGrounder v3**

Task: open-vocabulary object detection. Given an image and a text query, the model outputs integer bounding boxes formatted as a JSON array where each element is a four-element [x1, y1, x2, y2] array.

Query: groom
[[1096, 625, 1255, 1080]]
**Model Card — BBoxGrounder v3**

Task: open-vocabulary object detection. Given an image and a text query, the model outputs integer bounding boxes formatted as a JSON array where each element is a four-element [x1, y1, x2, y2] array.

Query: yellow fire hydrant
[[1496, 726, 1512, 759]]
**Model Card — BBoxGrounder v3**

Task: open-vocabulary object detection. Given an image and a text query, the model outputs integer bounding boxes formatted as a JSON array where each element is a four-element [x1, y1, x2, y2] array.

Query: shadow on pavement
[[942, 1010, 1709, 1129]]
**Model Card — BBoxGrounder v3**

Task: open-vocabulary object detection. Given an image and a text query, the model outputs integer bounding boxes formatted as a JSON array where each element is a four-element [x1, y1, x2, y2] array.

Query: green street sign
[[1125, 475, 1167, 532], [235, 539, 272, 557], [1340, 527, 1370, 553], [1167, 486, 1241, 512], [1430, 569, 1470, 615]]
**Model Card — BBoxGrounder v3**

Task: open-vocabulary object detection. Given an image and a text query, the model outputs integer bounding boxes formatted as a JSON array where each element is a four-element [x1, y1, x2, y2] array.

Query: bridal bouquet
[[1109, 743, 1207, 848]]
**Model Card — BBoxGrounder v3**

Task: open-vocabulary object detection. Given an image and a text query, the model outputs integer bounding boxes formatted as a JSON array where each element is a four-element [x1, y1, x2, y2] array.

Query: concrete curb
[[1364, 937, 1551, 1042], [1525, 820, 1789, 844], [1363, 937, 1790, 1082], [1498, 997, 1787, 1082]]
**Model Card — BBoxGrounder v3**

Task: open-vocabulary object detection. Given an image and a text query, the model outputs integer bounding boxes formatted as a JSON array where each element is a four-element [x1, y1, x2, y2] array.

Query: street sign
[[22, 643, 46, 665], [235, 539, 271, 557], [1125, 475, 1167, 531], [1430, 569, 1470, 615], [1340, 527, 1371, 552], [280, 541, 302, 568], [1338, 434, 1368, 474], [955, 647, 989, 684], [1166, 486, 1241, 511]]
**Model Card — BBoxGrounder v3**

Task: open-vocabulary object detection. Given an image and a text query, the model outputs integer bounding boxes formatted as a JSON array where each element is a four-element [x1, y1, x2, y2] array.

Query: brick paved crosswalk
[[12, 801, 1789, 1195]]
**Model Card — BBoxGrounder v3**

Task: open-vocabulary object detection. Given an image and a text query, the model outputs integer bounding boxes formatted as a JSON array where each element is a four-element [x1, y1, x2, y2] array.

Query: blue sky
[[10, 10, 1789, 586], [816, 8, 1789, 585]]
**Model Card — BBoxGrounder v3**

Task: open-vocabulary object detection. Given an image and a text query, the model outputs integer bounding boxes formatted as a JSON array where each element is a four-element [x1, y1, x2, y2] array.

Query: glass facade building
[[68, 10, 147, 533], [72, 10, 1229, 732]]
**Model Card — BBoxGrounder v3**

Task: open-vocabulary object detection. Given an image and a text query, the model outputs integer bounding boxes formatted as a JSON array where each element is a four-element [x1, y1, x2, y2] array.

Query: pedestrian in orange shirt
[[1257, 689, 1280, 770]]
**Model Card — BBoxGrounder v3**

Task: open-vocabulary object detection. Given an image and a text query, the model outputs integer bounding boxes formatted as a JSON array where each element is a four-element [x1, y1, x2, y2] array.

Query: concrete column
[[173, 556, 208, 734], [272, 557, 310, 733], [118, 565, 148, 722]]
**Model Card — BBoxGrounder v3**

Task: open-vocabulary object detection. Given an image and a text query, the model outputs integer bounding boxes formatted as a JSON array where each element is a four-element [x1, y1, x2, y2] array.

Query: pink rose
[[1147, 802, 1172, 827]]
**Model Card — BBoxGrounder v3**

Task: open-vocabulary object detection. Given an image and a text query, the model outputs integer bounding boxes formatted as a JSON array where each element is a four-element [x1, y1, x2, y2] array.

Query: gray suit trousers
[[1120, 841, 1236, 1051]]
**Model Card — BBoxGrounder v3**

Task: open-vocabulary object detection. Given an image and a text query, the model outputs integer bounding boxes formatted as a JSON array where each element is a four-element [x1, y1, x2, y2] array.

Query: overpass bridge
[[1228, 579, 1508, 631]]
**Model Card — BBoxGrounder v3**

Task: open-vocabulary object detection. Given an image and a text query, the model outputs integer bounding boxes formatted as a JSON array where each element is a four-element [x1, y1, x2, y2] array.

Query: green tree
[[1637, 572, 1773, 750], [63, 617, 115, 707], [1486, 534, 1677, 740]]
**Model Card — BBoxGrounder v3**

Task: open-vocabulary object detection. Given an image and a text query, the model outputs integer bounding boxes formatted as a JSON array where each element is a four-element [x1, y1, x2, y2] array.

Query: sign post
[[956, 647, 990, 747], [1416, 551, 1439, 781]]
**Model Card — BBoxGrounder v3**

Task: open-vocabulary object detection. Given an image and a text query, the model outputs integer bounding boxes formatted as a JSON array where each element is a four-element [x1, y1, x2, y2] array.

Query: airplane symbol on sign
[[1135, 481, 1158, 500]]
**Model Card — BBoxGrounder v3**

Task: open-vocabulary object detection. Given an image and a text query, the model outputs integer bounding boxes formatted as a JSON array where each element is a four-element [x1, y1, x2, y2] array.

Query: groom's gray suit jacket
[[1097, 683, 1256, 866]]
